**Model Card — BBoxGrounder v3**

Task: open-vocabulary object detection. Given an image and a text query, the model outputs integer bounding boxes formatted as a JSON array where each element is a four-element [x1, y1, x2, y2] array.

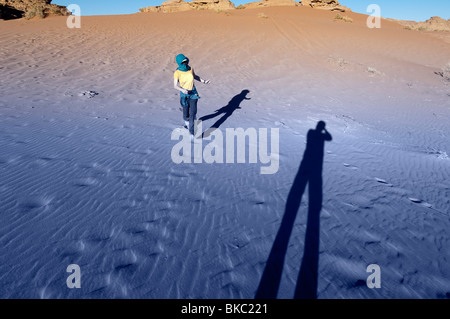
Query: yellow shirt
[[174, 68, 194, 91]]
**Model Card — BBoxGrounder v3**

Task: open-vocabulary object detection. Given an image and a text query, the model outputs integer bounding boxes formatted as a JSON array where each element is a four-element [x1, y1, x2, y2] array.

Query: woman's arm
[[174, 78, 188, 94], [193, 70, 210, 84]]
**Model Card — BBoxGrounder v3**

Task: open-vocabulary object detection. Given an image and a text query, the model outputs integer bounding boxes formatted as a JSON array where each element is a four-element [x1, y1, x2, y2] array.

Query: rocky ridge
[[140, 0, 350, 13], [390, 16, 450, 32], [140, 0, 235, 13]]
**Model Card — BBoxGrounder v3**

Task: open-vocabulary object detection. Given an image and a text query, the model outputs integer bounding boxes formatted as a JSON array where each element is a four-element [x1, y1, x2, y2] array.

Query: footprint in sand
[[230, 233, 251, 249], [39, 155, 58, 162], [375, 177, 393, 187], [20, 195, 53, 211], [408, 197, 433, 209], [60, 240, 86, 260], [95, 116, 109, 121], [73, 177, 99, 187], [343, 163, 358, 170], [112, 249, 139, 279], [132, 148, 154, 156], [274, 120, 289, 128]]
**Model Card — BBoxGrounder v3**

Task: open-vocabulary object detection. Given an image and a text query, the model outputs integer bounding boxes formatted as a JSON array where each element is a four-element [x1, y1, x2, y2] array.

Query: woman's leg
[[183, 101, 190, 123], [183, 105, 189, 122], [188, 98, 198, 135]]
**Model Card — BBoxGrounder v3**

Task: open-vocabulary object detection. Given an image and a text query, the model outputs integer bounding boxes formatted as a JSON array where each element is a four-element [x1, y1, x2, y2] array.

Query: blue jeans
[[182, 97, 197, 135]]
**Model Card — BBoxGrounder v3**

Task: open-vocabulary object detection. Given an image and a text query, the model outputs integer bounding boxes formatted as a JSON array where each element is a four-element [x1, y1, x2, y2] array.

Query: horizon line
[[68, 5, 447, 23]]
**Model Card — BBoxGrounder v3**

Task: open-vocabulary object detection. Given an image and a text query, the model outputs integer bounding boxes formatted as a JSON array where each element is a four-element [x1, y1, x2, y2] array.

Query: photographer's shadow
[[255, 121, 332, 299], [200, 89, 250, 138]]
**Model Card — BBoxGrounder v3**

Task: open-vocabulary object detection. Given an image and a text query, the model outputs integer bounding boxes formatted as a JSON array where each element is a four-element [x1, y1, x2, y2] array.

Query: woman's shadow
[[255, 121, 332, 299], [200, 89, 250, 138]]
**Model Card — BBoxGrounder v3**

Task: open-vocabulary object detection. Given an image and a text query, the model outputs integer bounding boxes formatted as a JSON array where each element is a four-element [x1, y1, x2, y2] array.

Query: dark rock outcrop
[[0, 4, 24, 19], [0, 0, 69, 20], [300, 0, 350, 12]]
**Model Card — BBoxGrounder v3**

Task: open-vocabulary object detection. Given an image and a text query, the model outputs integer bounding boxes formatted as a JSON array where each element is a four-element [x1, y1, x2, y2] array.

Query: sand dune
[[0, 7, 449, 299]]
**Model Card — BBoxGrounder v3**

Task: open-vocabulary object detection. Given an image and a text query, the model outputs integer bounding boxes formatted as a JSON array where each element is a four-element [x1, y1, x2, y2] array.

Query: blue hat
[[176, 54, 189, 67]]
